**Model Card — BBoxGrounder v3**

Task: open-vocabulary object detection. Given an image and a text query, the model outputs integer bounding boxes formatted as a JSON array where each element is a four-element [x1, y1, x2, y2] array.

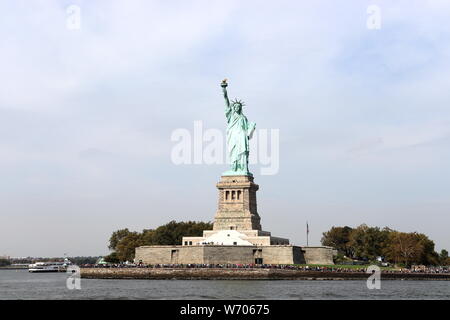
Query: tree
[[106, 221, 213, 263], [108, 228, 133, 251], [439, 249, 449, 265], [141, 229, 156, 245], [322, 224, 443, 267], [321, 226, 353, 257], [348, 225, 391, 261], [416, 233, 439, 265], [383, 232, 423, 267], [0, 259, 11, 267], [150, 221, 213, 245], [68, 256, 100, 265], [115, 232, 143, 262], [103, 252, 120, 263]]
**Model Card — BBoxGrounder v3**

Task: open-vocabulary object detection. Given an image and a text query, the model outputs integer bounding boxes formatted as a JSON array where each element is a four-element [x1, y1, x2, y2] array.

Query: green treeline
[[105, 220, 213, 263], [0, 259, 11, 267], [104, 221, 449, 267], [321, 224, 449, 267]]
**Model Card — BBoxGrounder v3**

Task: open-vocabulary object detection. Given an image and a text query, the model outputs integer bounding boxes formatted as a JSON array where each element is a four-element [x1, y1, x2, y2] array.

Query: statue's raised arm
[[221, 79, 230, 108]]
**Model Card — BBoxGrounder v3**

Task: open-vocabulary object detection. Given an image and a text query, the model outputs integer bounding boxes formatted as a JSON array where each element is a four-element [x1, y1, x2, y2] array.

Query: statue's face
[[233, 103, 242, 114]]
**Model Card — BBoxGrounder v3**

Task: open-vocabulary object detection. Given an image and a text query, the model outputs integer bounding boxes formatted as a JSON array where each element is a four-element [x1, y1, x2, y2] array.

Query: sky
[[0, 0, 449, 257]]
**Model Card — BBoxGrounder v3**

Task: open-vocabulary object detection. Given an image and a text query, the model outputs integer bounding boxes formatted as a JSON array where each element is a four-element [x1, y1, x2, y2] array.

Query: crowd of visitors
[[79, 262, 449, 273]]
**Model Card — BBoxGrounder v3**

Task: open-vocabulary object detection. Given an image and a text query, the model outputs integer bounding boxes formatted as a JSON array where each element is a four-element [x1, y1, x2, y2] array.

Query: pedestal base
[[213, 175, 261, 231]]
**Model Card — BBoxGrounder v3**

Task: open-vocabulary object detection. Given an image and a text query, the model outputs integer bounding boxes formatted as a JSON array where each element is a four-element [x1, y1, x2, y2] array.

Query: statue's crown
[[231, 98, 245, 106]]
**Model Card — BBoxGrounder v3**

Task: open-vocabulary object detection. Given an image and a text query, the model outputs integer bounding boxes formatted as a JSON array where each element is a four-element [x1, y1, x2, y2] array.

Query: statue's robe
[[225, 106, 255, 172]]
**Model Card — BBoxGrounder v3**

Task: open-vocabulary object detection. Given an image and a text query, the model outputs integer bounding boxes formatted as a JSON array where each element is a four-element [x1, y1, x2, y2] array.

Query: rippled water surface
[[0, 270, 449, 300]]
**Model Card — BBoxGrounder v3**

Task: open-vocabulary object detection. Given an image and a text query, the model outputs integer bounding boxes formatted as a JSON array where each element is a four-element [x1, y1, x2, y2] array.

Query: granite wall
[[135, 245, 331, 265]]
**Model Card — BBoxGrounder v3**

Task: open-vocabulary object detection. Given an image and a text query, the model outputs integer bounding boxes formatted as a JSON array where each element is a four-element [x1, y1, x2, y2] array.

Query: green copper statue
[[221, 79, 256, 176]]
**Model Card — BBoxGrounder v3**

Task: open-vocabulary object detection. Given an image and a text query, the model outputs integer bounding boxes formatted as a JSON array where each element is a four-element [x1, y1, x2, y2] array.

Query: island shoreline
[[80, 268, 450, 281]]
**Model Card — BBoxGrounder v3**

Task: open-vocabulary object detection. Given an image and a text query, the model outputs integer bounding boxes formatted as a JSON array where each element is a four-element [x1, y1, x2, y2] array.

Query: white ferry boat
[[28, 258, 72, 273]]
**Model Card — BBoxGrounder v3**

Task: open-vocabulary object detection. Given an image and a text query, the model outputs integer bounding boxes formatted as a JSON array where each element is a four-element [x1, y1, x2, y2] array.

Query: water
[[0, 270, 449, 300]]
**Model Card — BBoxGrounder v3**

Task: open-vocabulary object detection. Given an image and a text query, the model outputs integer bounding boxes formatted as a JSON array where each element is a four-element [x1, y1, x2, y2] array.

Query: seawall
[[80, 268, 450, 280]]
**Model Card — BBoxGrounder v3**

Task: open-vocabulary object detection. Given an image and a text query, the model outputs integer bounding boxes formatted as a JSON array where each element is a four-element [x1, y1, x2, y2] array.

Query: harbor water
[[0, 269, 449, 300]]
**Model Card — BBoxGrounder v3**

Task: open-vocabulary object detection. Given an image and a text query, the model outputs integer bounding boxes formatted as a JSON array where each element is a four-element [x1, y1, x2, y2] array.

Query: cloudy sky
[[1, 0, 449, 257]]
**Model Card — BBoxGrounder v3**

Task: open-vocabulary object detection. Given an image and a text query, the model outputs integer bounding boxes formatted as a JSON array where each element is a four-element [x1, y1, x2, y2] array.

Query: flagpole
[[306, 221, 309, 247]]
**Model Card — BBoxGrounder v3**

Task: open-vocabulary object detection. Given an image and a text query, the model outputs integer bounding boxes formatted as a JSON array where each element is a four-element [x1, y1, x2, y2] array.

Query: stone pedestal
[[182, 175, 289, 246], [213, 175, 261, 231]]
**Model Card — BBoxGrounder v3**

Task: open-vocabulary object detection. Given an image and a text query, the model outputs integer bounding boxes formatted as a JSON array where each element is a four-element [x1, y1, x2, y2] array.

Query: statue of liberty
[[221, 79, 256, 176]]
